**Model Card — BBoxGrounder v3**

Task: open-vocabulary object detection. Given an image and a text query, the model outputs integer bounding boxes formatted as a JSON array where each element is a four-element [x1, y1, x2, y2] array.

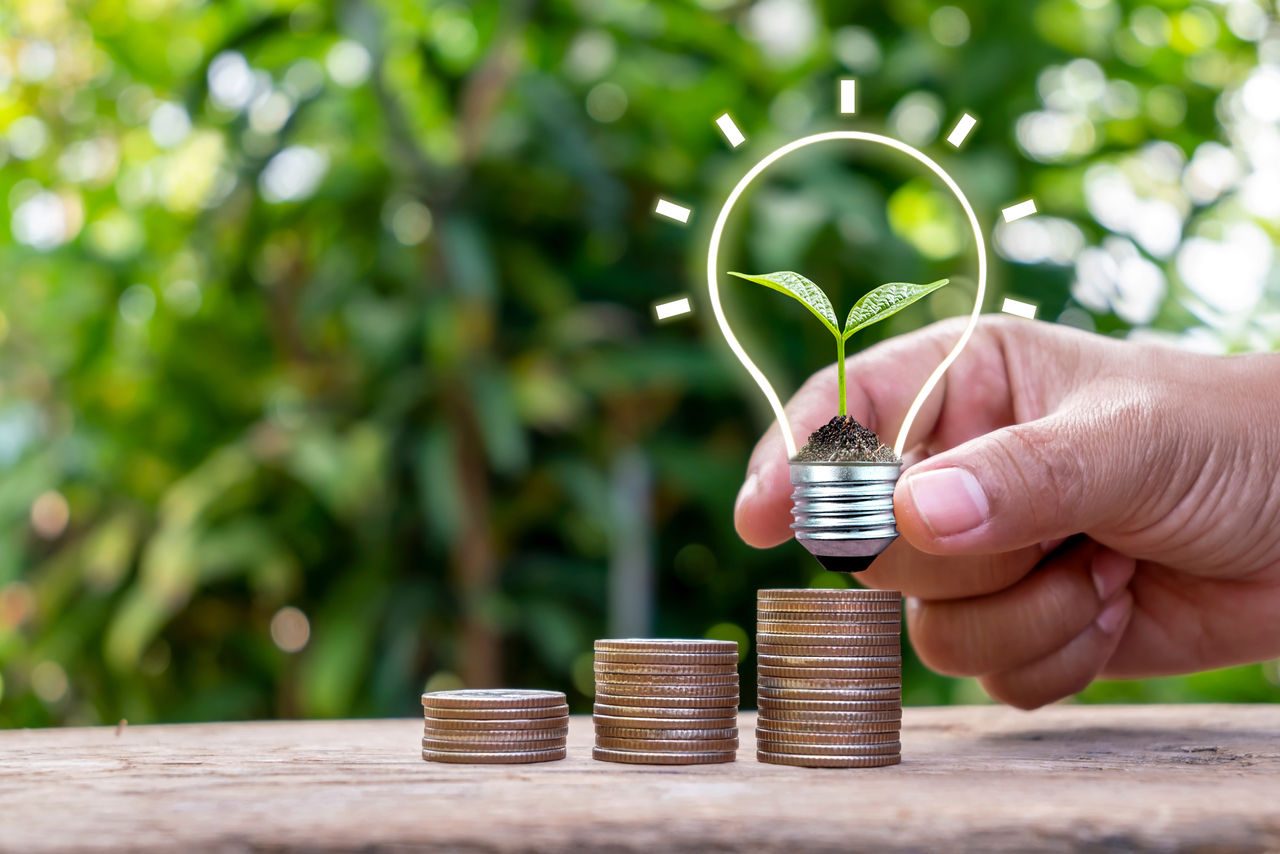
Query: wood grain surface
[[2, 705, 1278, 852]]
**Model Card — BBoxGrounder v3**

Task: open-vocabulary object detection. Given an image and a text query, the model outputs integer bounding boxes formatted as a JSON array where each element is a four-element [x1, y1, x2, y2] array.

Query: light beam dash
[[839, 79, 857, 114], [1001, 297, 1037, 319], [947, 113, 977, 148], [1001, 199, 1037, 223], [654, 297, 693, 321], [715, 113, 746, 148], [655, 198, 692, 224]]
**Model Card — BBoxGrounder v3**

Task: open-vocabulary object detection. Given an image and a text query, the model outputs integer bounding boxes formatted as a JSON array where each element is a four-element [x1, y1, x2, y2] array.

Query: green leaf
[[843, 279, 950, 340], [727, 271, 840, 337]]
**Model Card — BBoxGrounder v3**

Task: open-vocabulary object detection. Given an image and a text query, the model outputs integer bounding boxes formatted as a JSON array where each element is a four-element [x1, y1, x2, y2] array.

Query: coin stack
[[592, 639, 740, 765], [421, 689, 569, 764], [755, 588, 902, 768]]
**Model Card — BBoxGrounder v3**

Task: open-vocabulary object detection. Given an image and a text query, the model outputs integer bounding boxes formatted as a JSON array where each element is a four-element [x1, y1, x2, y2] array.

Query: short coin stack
[[756, 588, 902, 767], [421, 689, 569, 764], [593, 639, 740, 765]]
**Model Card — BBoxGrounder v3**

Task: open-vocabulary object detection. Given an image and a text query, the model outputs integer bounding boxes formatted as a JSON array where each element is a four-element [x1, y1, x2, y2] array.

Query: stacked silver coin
[[755, 589, 902, 768], [421, 689, 569, 764], [592, 639, 740, 765]]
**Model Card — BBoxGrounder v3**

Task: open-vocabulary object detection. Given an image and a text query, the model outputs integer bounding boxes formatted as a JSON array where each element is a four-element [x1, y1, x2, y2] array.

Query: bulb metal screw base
[[790, 461, 902, 573]]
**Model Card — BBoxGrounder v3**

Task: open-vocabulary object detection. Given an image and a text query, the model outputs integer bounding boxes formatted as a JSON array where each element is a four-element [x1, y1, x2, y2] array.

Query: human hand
[[735, 317, 1280, 708]]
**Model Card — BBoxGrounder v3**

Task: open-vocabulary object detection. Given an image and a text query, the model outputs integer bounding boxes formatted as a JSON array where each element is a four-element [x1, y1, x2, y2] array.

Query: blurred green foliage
[[0, 0, 1276, 726]]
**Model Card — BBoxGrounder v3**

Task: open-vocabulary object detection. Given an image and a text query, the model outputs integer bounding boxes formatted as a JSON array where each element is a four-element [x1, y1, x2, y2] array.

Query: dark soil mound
[[794, 415, 898, 463]]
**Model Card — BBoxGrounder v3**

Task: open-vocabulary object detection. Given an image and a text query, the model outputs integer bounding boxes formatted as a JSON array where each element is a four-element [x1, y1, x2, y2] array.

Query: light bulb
[[704, 131, 989, 572]]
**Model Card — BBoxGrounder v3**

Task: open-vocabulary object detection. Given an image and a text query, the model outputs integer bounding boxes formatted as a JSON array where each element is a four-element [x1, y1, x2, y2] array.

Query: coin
[[757, 634, 901, 649], [592, 747, 736, 765], [422, 726, 569, 742], [757, 588, 900, 602], [757, 612, 901, 624], [594, 651, 739, 666], [757, 708, 902, 724], [757, 654, 899, 669], [593, 693, 738, 709], [422, 737, 564, 752], [422, 705, 569, 721], [757, 599, 901, 612], [594, 662, 737, 676], [757, 664, 900, 679], [595, 639, 738, 654], [756, 739, 901, 757], [756, 611, 899, 624], [594, 674, 740, 690], [757, 590, 901, 601], [420, 689, 566, 710], [594, 725, 739, 740], [758, 676, 901, 690], [595, 736, 740, 752], [422, 715, 570, 731], [422, 747, 567, 764], [755, 600, 901, 614], [593, 682, 739, 699], [757, 595, 900, 606], [758, 686, 901, 700], [593, 702, 737, 719], [593, 713, 738, 730], [756, 750, 901, 768], [756, 723, 899, 740], [757, 696, 901, 706], [756, 643, 900, 659], [756, 621, 900, 635], [757, 697, 902, 712]]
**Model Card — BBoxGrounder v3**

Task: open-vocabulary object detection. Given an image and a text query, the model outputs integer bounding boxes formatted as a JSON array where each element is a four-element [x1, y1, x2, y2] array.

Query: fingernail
[[1094, 594, 1131, 635], [735, 469, 760, 515], [905, 596, 921, 619], [905, 467, 989, 537], [1091, 550, 1134, 601]]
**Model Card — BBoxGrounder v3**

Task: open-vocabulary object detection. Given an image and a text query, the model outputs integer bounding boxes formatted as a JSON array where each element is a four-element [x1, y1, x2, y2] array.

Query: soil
[[794, 415, 898, 463]]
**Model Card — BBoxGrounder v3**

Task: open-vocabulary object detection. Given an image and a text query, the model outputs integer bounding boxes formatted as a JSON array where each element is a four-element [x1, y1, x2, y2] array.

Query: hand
[[735, 317, 1280, 709]]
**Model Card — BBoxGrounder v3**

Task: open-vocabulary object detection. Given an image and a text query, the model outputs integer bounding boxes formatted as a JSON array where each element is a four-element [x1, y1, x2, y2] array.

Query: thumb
[[894, 409, 1147, 555]]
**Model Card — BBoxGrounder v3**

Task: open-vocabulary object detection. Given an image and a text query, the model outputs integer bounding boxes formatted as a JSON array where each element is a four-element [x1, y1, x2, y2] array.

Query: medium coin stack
[[756, 588, 903, 768], [593, 639, 740, 765], [421, 689, 569, 764]]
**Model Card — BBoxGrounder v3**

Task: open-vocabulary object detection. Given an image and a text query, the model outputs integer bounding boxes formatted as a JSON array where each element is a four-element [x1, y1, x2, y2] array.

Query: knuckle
[[1087, 385, 1158, 445]]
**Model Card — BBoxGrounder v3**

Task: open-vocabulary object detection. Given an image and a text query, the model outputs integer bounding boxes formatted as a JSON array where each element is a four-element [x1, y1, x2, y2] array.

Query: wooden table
[[2, 705, 1278, 852]]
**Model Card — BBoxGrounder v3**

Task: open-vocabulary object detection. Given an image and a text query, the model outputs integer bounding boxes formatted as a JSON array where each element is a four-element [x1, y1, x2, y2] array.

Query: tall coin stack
[[755, 589, 903, 767], [592, 639, 740, 765], [421, 689, 569, 764]]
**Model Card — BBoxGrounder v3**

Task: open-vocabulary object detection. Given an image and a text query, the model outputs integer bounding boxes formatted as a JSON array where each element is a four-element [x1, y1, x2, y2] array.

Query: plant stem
[[835, 334, 847, 417]]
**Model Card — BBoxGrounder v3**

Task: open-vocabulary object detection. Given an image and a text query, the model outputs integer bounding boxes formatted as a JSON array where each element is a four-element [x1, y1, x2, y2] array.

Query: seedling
[[727, 271, 949, 418]]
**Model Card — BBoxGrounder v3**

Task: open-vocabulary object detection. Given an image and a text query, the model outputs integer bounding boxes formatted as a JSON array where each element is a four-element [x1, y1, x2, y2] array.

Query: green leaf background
[[0, 0, 1275, 727]]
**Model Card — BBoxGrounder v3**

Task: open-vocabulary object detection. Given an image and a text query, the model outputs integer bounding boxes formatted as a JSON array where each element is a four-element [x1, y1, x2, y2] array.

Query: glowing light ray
[[655, 297, 693, 320], [715, 113, 746, 148], [705, 131, 988, 458], [1001, 297, 1036, 319], [655, 199, 692, 223], [947, 113, 977, 147], [1002, 199, 1037, 222]]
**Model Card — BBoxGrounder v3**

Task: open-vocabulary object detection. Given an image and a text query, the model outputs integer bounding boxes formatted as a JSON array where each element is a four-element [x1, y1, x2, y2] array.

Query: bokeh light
[[269, 607, 311, 654]]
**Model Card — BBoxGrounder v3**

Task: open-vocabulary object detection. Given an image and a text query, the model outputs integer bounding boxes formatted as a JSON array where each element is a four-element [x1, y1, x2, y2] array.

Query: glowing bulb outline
[[704, 130, 988, 458]]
